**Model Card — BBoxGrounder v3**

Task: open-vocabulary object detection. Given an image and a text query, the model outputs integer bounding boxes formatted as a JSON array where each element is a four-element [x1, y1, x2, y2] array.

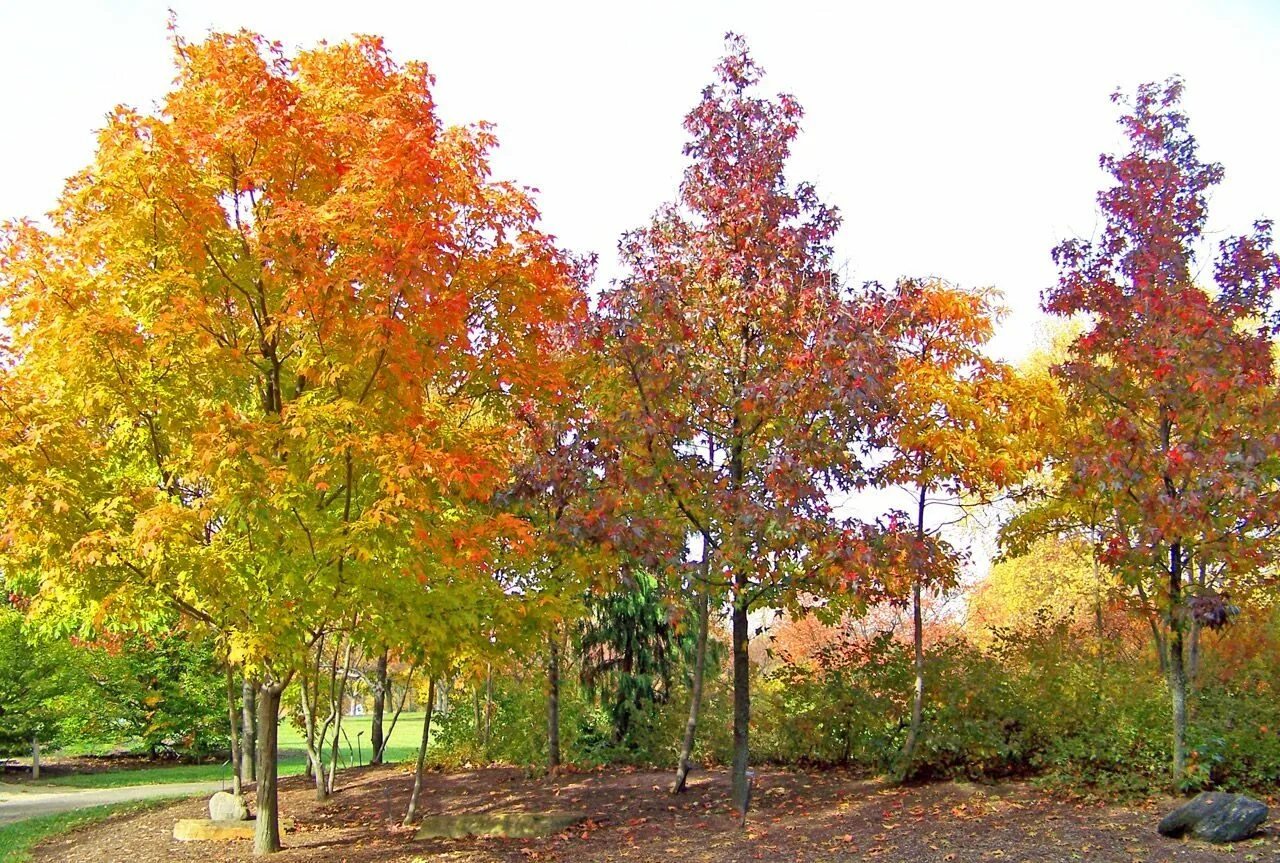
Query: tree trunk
[[370, 650, 388, 766], [730, 579, 751, 815], [326, 638, 356, 795], [484, 667, 493, 746], [899, 485, 928, 779], [547, 634, 561, 772], [672, 537, 712, 794], [241, 678, 257, 784], [1188, 559, 1206, 686], [1092, 548, 1105, 704], [899, 580, 925, 778], [402, 678, 437, 826], [298, 676, 328, 801], [226, 666, 243, 797], [254, 682, 284, 855], [1168, 542, 1189, 784], [31, 736, 39, 781]]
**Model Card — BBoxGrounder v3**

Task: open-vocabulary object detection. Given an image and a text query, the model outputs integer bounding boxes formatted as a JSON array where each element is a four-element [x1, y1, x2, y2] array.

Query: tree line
[[1, 30, 1277, 854]]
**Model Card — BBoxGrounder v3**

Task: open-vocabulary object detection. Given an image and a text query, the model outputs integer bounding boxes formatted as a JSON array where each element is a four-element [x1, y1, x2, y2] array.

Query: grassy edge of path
[[22, 712, 428, 789], [0, 797, 184, 863]]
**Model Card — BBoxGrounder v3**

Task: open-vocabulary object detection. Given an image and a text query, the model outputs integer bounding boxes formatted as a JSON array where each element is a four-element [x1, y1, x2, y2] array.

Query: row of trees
[[1, 30, 1277, 854]]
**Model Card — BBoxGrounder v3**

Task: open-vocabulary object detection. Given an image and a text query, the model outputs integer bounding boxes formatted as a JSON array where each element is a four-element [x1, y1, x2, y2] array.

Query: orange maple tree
[[0, 29, 583, 851], [874, 277, 1048, 777]]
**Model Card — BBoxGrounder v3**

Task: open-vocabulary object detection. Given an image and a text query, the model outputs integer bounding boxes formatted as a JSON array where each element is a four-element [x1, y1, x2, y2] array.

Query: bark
[[672, 536, 712, 794], [370, 650, 388, 765], [402, 677, 437, 826], [547, 634, 561, 771], [899, 485, 928, 779], [297, 676, 327, 800], [1187, 559, 1206, 686], [1169, 542, 1189, 784], [226, 666, 243, 797], [326, 637, 357, 794], [31, 736, 39, 780], [484, 666, 493, 745], [253, 682, 284, 855], [730, 582, 750, 815], [1092, 549, 1105, 703], [241, 678, 257, 784]]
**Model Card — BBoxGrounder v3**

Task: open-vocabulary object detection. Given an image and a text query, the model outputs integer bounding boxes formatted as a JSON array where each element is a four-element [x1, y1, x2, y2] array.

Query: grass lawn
[[0, 798, 180, 862], [27, 712, 428, 790]]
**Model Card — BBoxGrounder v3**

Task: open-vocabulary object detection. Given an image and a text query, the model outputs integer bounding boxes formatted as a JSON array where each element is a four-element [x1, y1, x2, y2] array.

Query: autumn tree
[[1044, 78, 1280, 784], [875, 278, 1048, 777], [0, 29, 581, 852], [597, 34, 888, 808]]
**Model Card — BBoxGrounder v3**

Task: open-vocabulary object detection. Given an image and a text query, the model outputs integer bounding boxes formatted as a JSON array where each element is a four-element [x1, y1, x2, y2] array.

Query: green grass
[[276, 710, 427, 766], [29, 712, 427, 789], [29, 758, 308, 789], [0, 798, 181, 863]]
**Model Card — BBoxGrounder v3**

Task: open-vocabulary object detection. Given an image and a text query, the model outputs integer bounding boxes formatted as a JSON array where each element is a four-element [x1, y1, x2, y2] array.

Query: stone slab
[[173, 817, 294, 841]]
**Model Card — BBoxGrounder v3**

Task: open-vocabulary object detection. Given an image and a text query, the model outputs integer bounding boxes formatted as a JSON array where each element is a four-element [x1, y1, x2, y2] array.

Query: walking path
[[0, 780, 225, 824]]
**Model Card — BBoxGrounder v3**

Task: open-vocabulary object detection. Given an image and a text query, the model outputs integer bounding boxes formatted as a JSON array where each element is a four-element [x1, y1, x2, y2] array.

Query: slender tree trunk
[[370, 650, 388, 766], [484, 666, 493, 746], [730, 577, 751, 815], [402, 678, 437, 826], [31, 736, 39, 781], [298, 675, 327, 801], [241, 678, 257, 784], [226, 666, 243, 797], [547, 634, 561, 772], [1168, 542, 1189, 784], [673, 537, 712, 794], [254, 682, 284, 855], [1150, 615, 1169, 675], [326, 638, 356, 794], [1187, 559, 1206, 686], [1093, 549, 1105, 702], [899, 485, 928, 778]]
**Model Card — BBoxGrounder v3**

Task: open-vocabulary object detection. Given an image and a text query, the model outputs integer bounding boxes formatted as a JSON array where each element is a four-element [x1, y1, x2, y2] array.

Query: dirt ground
[[30, 765, 1279, 862]]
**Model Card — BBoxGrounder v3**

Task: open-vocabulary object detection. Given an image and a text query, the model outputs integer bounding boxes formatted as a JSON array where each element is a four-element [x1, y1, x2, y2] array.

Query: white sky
[[2, 0, 1278, 563]]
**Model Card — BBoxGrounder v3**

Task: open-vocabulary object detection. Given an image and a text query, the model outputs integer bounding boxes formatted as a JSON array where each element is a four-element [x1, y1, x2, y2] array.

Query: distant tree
[[578, 568, 682, 746], [874, 278, 1049, 777], [1044, 78, 1280, 784], [0, 601, 68, 760]]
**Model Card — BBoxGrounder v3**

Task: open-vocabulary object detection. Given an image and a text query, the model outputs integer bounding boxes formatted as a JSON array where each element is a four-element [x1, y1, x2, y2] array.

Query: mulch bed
[[30, 765, 1278, 862]]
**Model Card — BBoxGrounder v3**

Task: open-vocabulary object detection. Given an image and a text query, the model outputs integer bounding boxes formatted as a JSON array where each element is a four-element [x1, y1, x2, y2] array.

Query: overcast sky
[[2, 0, 1277, 551]]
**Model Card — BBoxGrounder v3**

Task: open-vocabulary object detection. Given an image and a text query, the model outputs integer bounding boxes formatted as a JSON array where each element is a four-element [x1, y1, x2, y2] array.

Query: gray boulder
[[207, 791, 250, 822], [1158, 792, 1267, 843]]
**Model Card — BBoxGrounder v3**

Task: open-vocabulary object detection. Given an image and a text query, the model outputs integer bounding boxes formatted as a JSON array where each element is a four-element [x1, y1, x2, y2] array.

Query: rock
[[174, 817, 293, 842], [414, 812, 587, 840], [207, 791, 249, 822], [1158, 792, 1267, 843], [174, 818, 255, 841]]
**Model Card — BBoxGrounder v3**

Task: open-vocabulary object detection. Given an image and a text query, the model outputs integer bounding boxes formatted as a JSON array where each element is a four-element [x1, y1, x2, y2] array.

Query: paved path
[[0, 780, 226, 824]]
